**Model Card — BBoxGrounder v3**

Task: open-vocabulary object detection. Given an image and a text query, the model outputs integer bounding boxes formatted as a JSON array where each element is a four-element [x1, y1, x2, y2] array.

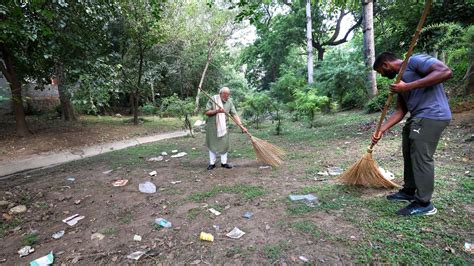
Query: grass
[[188, 183, 265, 202], [102, 227, 118, 236], [0, 218, 22, 238], [263, 242, 289, 262], [291, 220, 323, 238], [186, 208, 202, 221], [118, 211, 133, 224], [22, 233, 38, 246]]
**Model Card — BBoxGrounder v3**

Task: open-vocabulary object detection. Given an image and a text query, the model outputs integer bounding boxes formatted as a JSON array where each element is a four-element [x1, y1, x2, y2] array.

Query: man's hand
[[241, 126, 248, 134], [390, 80, 412, 93], [371, 132, 383, 145], [216, 108, 225, 114]]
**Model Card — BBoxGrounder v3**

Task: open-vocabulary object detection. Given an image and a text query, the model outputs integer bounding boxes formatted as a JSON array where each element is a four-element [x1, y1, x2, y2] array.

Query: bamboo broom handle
[[198, 88, 252, 138], [369, 0, 432, 151]]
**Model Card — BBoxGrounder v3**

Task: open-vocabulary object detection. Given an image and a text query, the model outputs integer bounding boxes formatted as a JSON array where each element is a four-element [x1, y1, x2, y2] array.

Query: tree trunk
[[134, 45, 145, 125], [0, 44, 30, 137], [11, 81, 30, 137], [150, 82, 155, 104], [306, 0, 314, 84], [56, 62, 77, 121], [465, 60, 474, 96], [314, 44, 325, 62], [362, 0, 377, 98]]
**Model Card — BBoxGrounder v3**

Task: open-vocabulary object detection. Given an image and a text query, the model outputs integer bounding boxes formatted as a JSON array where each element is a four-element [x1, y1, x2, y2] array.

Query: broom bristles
[[249, 136, 285, 167], [339, 152, 400, 189]]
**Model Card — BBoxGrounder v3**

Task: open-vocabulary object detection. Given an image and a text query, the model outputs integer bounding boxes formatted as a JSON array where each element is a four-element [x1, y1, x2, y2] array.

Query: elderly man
[[205, 87, 247, 170], [372, 52, 452, 216]]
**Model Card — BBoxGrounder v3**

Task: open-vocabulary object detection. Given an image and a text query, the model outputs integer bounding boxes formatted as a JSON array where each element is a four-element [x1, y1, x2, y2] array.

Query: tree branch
[[0, 44, 14, 82], [326, 10, 347, 44], [324, 14, 362, 46]]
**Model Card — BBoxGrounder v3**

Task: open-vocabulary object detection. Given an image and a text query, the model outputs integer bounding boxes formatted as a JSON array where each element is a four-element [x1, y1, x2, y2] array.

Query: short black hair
[[373, 52, 398, 70]]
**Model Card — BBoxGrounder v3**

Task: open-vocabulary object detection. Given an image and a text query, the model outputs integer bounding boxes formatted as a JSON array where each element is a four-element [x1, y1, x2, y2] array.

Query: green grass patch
[[291, 220, 323, 238], [186, 208, 202, 221], [36, 202, 49, 209], [0, 218, 22, 238], [101, 227, 118, 236], [344, 186, 472, 264], [286, 184, 362, 215], [118, 212, 133, 224], [263, 242, 290, 262], [188, 183, 265, 202], [22, 233, 38, 246]]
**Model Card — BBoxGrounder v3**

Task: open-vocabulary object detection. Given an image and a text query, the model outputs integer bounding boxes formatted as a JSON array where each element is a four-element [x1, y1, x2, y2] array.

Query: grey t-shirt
[[400, 54, 452, 120]]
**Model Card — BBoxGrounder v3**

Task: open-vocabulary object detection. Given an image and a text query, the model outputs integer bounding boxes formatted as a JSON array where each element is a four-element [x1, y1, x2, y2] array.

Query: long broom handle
[[369, 0, 432, 151], [198, 88, 252, 138]]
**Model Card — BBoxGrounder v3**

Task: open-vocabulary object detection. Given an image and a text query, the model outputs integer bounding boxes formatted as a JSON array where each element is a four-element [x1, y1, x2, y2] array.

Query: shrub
[[140, 104, 157, 115]]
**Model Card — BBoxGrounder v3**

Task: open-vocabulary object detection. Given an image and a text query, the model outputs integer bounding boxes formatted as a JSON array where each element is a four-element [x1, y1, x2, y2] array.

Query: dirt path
[[0, 130, 189, 178]]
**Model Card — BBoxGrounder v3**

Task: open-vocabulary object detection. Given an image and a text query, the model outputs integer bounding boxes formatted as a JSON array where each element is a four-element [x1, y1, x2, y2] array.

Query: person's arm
[[232, 114, 248, 133], [371, 95, 408, 145], [204, 99, 224, 117], [390, 60, 453, 93], [205, 108, 224, 117]]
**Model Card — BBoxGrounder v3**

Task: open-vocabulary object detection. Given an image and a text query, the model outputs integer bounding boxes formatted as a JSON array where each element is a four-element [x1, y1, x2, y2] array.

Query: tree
[[306, 0, 314, 84], [0, 2, 51, 136], [293, 88, 329, 128], [46, 2, 117, 121], [362, 0, 377, 97], [116, 1, 164, 125], [160, 94, 195, 136], [241, 91, 271, 129], [237, 1, 361, 90]]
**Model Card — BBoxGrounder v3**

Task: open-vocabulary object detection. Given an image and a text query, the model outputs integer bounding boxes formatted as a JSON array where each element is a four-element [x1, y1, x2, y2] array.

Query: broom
[[339, 0, 432, 188], [199, 88, 285, 167]]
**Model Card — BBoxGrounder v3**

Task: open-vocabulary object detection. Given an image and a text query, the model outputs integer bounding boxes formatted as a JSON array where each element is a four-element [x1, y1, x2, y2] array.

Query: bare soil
[[0, 109, 472, 264], [0, 115, 181, 162]]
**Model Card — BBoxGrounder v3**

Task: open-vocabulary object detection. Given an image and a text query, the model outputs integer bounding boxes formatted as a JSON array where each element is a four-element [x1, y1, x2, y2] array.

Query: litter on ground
[[226, 227, 246, 239], [62, 214, 85, 226]]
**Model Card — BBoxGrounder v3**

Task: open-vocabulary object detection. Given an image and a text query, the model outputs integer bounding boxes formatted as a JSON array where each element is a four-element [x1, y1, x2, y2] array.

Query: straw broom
[[339, 0, 432, 188], [199, 88, 285, 167]]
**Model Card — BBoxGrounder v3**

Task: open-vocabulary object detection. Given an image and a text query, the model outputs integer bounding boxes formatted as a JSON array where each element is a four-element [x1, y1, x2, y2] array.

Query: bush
[[365, 88, 396, 113], [293, 87, 330, 127], [140, 104, 158, 115]]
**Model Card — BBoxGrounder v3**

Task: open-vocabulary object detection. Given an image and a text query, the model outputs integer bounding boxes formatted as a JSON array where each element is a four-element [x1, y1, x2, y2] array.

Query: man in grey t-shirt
[[371, 52, 452, 216]]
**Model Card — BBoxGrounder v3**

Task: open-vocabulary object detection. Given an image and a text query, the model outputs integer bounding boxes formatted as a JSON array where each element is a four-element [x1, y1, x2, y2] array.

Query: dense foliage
[[1, 0, 471, 136]]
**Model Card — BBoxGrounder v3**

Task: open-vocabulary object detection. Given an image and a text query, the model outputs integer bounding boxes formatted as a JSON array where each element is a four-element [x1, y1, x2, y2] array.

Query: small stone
[[299, 256, 309, 262], [171, 150, 178, 153], [445, 247, 455, 254], [0, 200, 10, 208], [71, 256, 80, 264], [148, 156, 164, 162], [74, 200, 81, 205], [9, 205, 27, 214], [91, 233, 105, 241], [161, 152, 168, 156], [133, 235, 142, 242], [2, 213, 12, 221]]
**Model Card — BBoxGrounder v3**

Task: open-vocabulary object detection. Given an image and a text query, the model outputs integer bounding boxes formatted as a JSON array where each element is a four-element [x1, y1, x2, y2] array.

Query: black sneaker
[[221, 163, 233, 169], [207, 164, 216, 170], [396, 201, 437, 216], [387, 191, 415, 202]]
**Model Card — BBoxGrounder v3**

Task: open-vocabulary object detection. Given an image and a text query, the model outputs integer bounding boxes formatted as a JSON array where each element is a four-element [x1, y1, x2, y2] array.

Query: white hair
[[219, 87, 230, 94]]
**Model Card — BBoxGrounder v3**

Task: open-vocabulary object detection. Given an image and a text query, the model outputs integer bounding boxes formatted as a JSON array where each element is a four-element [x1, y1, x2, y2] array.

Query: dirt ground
[[0, 109, 472, 264], [0, 115, 182, 162]]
